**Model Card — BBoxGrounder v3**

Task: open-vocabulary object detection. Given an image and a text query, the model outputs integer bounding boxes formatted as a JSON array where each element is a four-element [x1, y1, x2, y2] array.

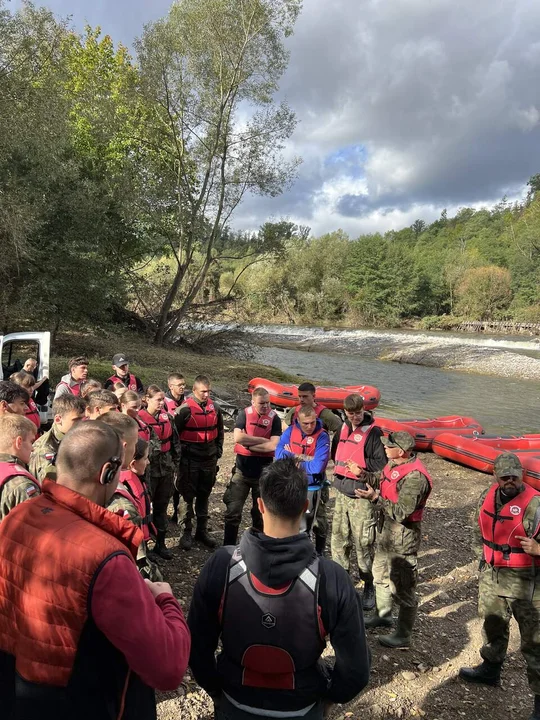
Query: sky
[[9, 0, 540, 237]]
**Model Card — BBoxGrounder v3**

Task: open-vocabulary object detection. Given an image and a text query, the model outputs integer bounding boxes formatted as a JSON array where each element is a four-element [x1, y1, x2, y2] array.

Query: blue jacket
[[275, 419, 330, 490]]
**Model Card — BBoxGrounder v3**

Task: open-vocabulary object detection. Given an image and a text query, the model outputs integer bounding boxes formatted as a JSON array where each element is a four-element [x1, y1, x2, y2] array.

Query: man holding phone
[[330, 393, 386, 611]]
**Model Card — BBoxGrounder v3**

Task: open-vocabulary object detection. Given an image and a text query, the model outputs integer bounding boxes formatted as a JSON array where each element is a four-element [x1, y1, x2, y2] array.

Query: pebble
[[401, 671, 416, 681]]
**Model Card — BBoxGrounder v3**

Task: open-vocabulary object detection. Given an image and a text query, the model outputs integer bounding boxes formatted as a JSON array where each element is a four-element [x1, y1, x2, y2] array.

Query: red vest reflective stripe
[[179, 397, 218, 444], [380, 458, 433, 522], [134, 416, 151, 444], [25, 398, 41, 432], [334, 422, 374, 478], [116, 470, 153, 541], [0, 461, 39, 491], [293, 403, 325, 421], [479, 484, 540, 569], [234, 407, 276, 458], [0, 480, 141, 686], [164, 395, 183, 414], [57, 380, 81, 396], [138, 409, 172, 453], [289, 425, 325, 458], [107, 373, 138, 391]]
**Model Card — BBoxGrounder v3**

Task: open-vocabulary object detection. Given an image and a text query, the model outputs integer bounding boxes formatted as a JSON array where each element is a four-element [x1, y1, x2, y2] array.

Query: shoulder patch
[[26, 485, 39, 497]]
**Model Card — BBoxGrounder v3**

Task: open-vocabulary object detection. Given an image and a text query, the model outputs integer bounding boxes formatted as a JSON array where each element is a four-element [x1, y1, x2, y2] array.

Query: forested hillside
[[2, 0, 539, 341]]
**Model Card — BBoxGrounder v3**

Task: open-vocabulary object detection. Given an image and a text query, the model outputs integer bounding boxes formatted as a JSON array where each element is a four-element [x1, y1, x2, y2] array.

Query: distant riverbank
[[240, 324, 540, 382]]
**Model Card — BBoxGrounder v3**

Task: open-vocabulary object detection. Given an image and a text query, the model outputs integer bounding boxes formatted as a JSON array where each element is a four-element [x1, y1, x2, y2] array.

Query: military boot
[[154, 530, 173, 560], [365, 613, 393, 629], [529, 694, 540, 720], [314, 534, 326, 557], [362, 581, 376, 612], [195, 522, 217, 549], [379, 606, 417, 648], [179, 530, 192, 551], [223, 523, 239, 547], [458, 659, 501, 687]]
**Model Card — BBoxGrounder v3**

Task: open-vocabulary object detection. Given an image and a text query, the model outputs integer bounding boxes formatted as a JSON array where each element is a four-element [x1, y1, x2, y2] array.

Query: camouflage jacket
[[0, 454, 41, 522], [473, 484, 540, 598], [30, 424, 64, 484], [107, 485, 163, 582], [370, 457, 431, 555]]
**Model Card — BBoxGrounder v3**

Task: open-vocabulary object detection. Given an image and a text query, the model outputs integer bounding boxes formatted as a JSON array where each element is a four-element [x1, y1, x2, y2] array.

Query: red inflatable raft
[[373, 416, 484, 451], [247, 377, 381, 411], [432, 433, 540, 491]]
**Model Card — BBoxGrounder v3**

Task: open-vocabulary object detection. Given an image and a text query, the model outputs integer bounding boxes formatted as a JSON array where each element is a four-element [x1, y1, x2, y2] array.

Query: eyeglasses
[[387, 433, 406, 451]]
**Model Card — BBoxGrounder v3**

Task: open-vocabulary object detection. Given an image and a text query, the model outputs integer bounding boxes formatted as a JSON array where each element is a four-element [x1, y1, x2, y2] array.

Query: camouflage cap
[[493, 452, 523, 479], [381, 431, 415, 452]]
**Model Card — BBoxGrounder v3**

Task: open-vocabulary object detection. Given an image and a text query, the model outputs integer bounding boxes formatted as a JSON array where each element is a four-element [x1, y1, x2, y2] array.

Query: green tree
[[456, 266, 512, 319], [133, 0, 302, 345]]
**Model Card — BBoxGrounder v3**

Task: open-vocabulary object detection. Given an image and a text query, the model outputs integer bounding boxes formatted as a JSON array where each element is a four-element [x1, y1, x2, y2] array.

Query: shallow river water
[[255, 344, 540, 437]]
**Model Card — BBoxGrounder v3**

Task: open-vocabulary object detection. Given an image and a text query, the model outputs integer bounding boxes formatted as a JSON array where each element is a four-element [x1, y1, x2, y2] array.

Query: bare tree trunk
[[153, 263, 185, 346]]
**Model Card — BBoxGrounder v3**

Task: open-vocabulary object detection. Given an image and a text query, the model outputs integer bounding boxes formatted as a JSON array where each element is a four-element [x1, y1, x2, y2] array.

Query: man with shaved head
[[0, 421, 190, 720]]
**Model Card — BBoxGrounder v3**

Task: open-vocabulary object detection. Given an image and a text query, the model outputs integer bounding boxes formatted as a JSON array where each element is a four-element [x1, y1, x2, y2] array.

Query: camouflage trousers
[[478, 568, 540, 692], [330, 492, 376, 582], [223, 468, 263, 535], [373, 550, 418, 616]]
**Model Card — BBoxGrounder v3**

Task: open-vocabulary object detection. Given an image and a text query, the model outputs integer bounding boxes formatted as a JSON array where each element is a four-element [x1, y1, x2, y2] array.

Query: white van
[[0, 331, 52, 426]]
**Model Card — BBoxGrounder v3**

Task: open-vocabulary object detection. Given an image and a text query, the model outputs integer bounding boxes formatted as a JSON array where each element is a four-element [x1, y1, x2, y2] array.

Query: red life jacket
[[25, 398, 41, 432], [138, 409, 172, 453], [380, 458, 433, 522], [56, 379, 81, 396], [0, 461, 40, 493], [293, 403, 325, 421], [234, 407, 277, 458], [107, 373, 138, 392], [134, 415, 151, 444], [334, 422, 374, 478], [115, 470, 154, 541], [479, 484, 540, 569], [179, 396, 218, 444], [164, 395, 184, 415], [289, 424, 325, 458], [0, 479, 141, 688], [219, 549, 326, 693]]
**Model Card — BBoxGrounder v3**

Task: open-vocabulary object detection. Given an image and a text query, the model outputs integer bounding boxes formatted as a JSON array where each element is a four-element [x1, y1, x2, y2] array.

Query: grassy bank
[[50, 326, 297, 400]]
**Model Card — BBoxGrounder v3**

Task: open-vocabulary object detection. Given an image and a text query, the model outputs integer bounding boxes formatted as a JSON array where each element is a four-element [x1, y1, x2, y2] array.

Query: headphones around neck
[[100, 455, 123, 485]]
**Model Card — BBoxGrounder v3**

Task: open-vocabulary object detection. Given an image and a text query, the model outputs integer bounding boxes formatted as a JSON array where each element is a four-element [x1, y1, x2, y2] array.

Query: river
[[250, 328, 540, 437]]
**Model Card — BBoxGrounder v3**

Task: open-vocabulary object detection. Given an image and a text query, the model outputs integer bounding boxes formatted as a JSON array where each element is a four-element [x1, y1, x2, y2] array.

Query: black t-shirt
[[234, 409, 282, 478]]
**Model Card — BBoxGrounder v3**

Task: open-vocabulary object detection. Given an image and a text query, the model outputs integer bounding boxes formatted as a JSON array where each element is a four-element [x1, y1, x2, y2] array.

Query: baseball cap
[[381, 431, 415, 452], [493, 452, 523, 479], [112, 354, 129, 366]]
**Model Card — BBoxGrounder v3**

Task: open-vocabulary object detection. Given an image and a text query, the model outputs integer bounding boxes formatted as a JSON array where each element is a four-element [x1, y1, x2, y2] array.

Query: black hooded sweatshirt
[[188, 529, 370, 710]]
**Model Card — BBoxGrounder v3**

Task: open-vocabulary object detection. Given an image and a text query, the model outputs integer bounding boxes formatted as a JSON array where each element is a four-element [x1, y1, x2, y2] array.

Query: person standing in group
[[10, 372, 40, 435], [174, 375, 224, 551], [0, 421, 190, 720], [54, 356, 89, 399], [189, 457, 370, 720], [354, 431, 432, 648], [80, 379, 102, 399], [0, 381, 29, 417], [104, 353, 144, 393], [0, 415, 41, 521], [330, 392, 386, 611], [459, 453, 540, 720], [30, 394, 86, 484], [139, 385, 176, 560], [282, 381, 343, 434], [100, 412, 161, 582], [223, 387, 282, 546], [164, 373, 186, 525], [275, 405, 330, 555], [85, 390, 119, 420], [22, 358, 49, 405]]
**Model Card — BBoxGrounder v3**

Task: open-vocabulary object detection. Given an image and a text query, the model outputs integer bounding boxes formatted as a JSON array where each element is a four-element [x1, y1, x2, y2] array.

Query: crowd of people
[[0, 354, 539, 720]]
